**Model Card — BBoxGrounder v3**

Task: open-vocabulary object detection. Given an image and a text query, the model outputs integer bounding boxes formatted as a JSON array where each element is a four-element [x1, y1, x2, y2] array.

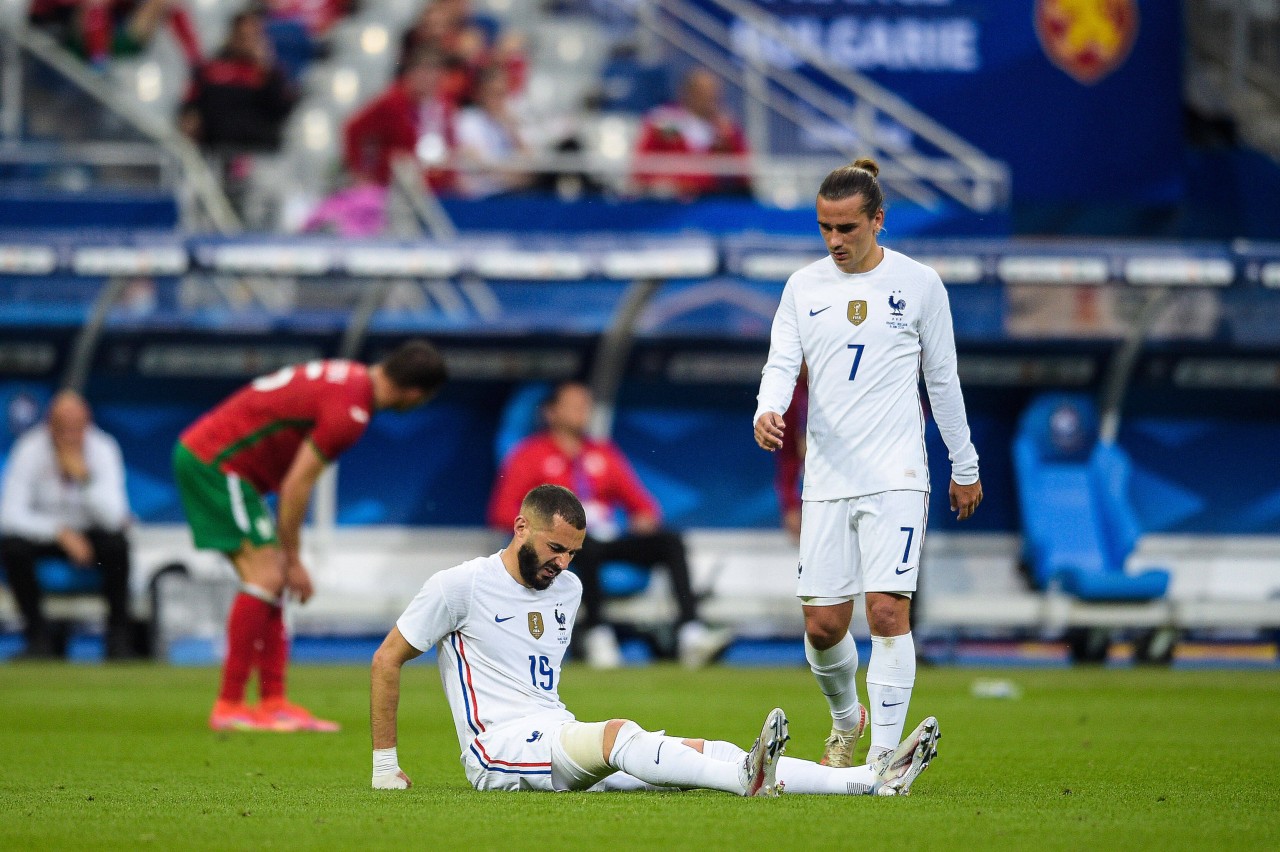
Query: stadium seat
[[30, 558, 103, 595], [598, 57, 669, 113], [1013, 394, 1170, 602], [265, 18, 317, 84]]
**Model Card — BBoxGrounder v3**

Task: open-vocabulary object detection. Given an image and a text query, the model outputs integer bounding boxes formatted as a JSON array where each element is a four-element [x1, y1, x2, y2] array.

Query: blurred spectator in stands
[[343, 48, 458, 195], [29, 0, 202, 69], [488, 382, 733, 669], [775, 367, 808, 543], [632, 68, 751, 200], [0, 392, 134, 659], [179, 9, 297, 153], [399, 0, 527, 106], [455, 66, 534, 198]]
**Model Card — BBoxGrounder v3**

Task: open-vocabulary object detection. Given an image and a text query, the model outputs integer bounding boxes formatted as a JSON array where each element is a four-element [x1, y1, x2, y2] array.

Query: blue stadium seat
[[34, 559, 103, 595], [599, 58, 670, 112], [264, 18, 316, 83], [1013, 394, 1169, 602]]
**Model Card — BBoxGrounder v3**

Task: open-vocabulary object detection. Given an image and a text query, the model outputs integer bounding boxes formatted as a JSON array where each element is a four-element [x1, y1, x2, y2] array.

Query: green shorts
[[172, 443, 278, 553]]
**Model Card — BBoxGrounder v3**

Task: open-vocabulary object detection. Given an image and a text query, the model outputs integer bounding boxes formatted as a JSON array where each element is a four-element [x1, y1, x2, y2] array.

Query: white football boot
[[869, 716, 940, 797], [740, 707, 790, 797]]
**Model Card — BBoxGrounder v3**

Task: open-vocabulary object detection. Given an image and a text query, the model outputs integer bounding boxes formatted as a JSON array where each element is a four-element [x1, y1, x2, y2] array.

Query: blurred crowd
[[27, 0, 757, 232]]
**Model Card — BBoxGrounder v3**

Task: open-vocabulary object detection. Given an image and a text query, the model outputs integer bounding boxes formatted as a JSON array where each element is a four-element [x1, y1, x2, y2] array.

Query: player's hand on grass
[[372, 769, 412, 790], [949, 479, 983, 521], [284, 557, 314, 604], [754, 412, 786, 452]]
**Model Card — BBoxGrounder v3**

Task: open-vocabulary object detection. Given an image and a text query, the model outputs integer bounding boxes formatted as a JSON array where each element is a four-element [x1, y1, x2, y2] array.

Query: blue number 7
[[847, 344, 865, 381], [900, 527, 914, 563]]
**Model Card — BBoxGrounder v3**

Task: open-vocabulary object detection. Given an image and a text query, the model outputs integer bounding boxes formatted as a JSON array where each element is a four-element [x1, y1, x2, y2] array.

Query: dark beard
[[517, 541, 553, 590]]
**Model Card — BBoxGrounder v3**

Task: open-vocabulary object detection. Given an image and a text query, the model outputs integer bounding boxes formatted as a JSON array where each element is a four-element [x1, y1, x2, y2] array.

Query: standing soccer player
[[174, 339, 447, 732], [753, 159, 982, 769], [370, 484, 939, 796]]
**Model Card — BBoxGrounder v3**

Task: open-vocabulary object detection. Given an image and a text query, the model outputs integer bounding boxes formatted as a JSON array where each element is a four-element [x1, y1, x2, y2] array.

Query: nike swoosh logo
[[655, 742, 663, 764], [495, 615, 515, 623], [881, 700, 904, 708], [809, 306, 832, 316], [894, 566, 916, 575]]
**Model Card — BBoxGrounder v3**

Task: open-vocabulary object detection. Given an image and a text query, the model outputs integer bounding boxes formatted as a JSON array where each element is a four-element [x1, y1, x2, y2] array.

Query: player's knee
[[600, 718, 633, 764], [866, 593, 911, 635], [681, 738, 705, 753], [804, 614, 847, 649]]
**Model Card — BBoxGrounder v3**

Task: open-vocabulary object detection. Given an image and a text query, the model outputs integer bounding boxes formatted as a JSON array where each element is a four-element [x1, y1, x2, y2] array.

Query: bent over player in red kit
[[173, 340, 447, 732]]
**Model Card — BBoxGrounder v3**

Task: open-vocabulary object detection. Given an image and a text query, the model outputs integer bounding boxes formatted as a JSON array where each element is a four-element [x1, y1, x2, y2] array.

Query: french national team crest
[[847, 300, 867, 326], [1035, 0, 1139, 85], [528, 612, 545, 639]]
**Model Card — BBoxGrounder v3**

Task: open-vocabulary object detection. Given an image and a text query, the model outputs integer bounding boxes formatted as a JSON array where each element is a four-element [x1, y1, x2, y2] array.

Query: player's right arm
[[369, 567, 469, 790], [370, 626, 421, 789], [754, 279, 802, 451], [275, 441, 328, 603]]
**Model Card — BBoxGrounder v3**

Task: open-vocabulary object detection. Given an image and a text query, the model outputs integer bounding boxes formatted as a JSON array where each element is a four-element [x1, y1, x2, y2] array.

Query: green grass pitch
[[1, 662, 1277, 850]]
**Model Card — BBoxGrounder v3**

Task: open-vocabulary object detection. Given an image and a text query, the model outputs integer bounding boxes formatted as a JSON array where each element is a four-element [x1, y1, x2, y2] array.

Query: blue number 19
[[847, 344, 865, 381], [528, 655, 554, 691]]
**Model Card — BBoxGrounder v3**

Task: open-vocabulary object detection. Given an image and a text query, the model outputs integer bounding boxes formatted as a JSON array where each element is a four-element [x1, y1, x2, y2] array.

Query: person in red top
[[343, 49, 458, 194], [179, 9, 298, 152], [632, 68, 751, 200], [173, 340, 447, 732], [488, 381, 731, 669]]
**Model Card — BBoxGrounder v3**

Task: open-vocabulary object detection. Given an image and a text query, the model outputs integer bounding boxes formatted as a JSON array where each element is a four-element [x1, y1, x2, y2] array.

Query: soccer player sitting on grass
[[369, 484, 940, 796]]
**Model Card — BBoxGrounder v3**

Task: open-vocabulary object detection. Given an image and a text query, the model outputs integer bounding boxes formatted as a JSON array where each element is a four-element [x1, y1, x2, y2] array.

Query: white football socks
[[804, 632, 862, 730], [867, 632, 916, 754], [777, 757, 877, 795], [608, 723, 743, 794], [696, 738, 876, 795]]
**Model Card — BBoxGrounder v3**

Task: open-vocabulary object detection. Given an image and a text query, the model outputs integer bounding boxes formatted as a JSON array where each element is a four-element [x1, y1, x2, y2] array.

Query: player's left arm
[[370, 626, 422, 790], [276, 441, 328, 603], [919, 274, 982, 519]]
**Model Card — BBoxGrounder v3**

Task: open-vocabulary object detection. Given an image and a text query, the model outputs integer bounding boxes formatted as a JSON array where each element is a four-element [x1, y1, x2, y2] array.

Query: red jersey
[[180, 359, 374, 494], [488, 433, 660, 533]]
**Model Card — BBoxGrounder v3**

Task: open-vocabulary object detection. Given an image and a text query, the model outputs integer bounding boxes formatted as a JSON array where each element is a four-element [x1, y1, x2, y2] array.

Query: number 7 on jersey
[[847, 344, 865, 381]]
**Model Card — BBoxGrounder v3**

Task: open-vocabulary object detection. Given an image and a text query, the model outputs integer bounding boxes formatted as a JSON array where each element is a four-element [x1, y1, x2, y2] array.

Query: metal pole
[[588, 278, 664, 438], [60, 276, 131, 393], [1097, 288, 1173, 445], [1, 33, 23, 139]]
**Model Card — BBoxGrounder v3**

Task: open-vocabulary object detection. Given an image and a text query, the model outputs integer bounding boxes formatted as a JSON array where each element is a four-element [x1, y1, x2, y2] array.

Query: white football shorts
[[461, 712, 573, 792], [797, 490, 929, 601], [463, 716, 651, 793]]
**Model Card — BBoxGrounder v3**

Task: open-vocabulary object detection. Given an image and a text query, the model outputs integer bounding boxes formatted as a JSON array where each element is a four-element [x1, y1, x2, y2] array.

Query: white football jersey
[[755, 248, 979, 501], [396, 552, 581, 759]]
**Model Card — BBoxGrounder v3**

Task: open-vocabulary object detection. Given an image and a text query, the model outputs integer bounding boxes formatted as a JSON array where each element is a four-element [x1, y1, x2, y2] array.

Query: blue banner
[[712, 0, 1182, 204]]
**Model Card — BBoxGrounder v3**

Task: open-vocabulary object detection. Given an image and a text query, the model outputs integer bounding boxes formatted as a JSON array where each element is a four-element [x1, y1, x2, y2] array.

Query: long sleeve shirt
[[0, 425, 130, 542], [755, 248, 979, 501]]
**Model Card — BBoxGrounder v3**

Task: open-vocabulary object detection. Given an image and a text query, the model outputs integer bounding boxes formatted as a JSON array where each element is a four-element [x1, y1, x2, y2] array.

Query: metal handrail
[[647, 0, 1010, 211], [5, 24, 241, 233]]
